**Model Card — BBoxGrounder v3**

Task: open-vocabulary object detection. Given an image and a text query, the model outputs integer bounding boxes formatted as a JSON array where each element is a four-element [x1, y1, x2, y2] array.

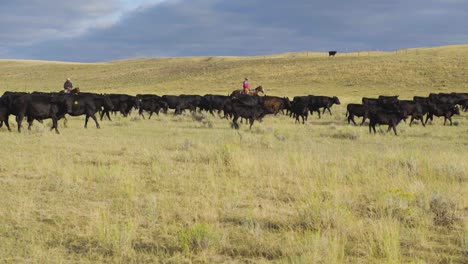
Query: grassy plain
[[0, 45, 467, 263]]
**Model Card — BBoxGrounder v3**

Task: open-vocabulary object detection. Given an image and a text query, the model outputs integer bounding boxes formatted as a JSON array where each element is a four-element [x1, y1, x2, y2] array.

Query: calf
[[346, 103, 367, 125]]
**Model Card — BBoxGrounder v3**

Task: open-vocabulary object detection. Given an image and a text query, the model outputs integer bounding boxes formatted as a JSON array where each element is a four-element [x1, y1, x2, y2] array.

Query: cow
[[426, 103, 460, 125], [60, 94, 106, 129], [261, 96, 291, 115], [228, 101, 266, 129], [368, 110, 407, 135], [309, 95, 341, 116], [199, 95, 231, 117], [328, 51, 337, 57], [138, 97, 169, 119], [100, 94, 138, 120], [290, 96, 310, 124], [161, 95, 202, 115], [0, 97, 11, 131], [11, 93, 69, 133], [398, 100, 426, 127], [346, 103, 367, 125]]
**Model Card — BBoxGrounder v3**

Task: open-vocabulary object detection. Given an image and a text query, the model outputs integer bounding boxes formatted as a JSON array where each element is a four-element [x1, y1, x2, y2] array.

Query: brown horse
[[60, 87, 80, 94], [230, 86, 265, 97]]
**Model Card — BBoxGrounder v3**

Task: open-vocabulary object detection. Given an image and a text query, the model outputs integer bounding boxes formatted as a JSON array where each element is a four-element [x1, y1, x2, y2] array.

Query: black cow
[[100, 94, 138, 120], [138, 97, 168, 119], [161, 95, 202, 115], [328, 51, 337, 57], [426, 103, 460, 125], [346, 103, 367, 125], [398, 100, 425, 127], [200, 95, 231, 117], [61, 94, 106, 128], [0, 97, 11, 131], [229, 102, 266, 129], [11, 94, 69, 133], [368, 111, 407, 135], [290, 96, 310, 124], [309, 95, 341, 116]]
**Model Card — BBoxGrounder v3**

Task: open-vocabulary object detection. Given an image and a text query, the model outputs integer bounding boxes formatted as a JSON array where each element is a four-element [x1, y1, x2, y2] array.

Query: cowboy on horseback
[[64, 78, 73, 93], [242, 78, 250, 94]]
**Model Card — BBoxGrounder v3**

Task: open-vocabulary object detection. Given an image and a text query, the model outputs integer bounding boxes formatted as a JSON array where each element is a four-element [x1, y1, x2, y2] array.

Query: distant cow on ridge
[[328, 51, 337, 57]]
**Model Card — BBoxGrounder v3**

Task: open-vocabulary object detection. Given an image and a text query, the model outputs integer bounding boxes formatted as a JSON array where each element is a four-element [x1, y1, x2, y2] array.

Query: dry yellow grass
[[0, 45, 467, 263]]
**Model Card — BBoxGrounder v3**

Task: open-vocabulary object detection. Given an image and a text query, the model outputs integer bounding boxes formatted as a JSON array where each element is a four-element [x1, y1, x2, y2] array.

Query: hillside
[[1, 45, 467, 98]]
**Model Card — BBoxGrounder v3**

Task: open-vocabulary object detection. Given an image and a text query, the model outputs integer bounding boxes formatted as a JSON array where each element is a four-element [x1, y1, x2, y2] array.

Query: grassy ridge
[[0, 45, 467, 263], [1, 44, 467, 97]]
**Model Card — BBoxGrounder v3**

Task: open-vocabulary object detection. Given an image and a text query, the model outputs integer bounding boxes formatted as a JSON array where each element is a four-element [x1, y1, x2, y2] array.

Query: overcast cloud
[[1, 0, 467, 62]]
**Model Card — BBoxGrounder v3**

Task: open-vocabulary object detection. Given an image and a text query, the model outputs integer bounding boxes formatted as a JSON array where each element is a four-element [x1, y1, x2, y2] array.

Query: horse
[[230, 86, 264, 97], [60, 87, 80, 94]]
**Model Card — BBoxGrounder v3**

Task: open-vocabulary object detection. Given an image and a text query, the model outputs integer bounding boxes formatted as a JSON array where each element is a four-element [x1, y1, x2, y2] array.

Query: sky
[[0, 0, 467, 62]]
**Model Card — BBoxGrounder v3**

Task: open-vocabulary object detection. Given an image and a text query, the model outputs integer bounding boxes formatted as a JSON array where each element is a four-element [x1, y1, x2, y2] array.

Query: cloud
[[2, 0, 467, 61]]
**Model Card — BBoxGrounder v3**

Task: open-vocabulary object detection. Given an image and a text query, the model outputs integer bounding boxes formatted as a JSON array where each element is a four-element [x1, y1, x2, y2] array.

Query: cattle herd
[[0, 90, 466, 135]]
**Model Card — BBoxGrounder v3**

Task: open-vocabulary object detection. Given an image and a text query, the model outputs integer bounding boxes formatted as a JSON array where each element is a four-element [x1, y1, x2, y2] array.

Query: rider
[[242, 78, 250, 94], [63, 78, 73, 93]]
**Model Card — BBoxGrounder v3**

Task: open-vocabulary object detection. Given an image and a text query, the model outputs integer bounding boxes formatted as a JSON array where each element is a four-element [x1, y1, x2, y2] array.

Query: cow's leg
[[317, 110, 321, 119], [139, 110, 145, 119], [424, 114, 431, 125], [369, 124, 372, 134], [392, 125, 398, 135], [90, 114, 100, 128], [27, 116, 34, 130], [85, 115, 89, 128], [232, 116, 240, 129], [106, 111, 112, 121], [360, 116, 366, 126], [420, 117, 426, 127], [349, 114, 357, 125], [249, 118, 254, 129], [17, 115, 24, 133], [409, 116, 414, 126], [52, 117, 59, 134], [148, 112, 153, 119], [443, 116, 447, 126], [4, 118, 11, 132], [326, 107, 332, 115]]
